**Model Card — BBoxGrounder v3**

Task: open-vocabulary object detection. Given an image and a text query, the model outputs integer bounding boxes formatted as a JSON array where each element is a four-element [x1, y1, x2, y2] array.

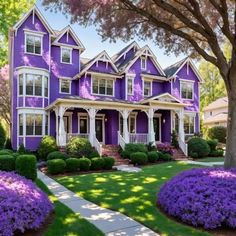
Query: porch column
[[148, 108, 155, 143], [178, 108, 185, 141], [87, 108, 97, 146], [53, 107, 59, 145], [119, 109, 130, 143], [58, 106, 67, 147]]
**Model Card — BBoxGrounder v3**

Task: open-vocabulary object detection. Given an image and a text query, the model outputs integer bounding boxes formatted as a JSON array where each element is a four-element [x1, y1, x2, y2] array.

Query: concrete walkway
[[181, 160, 224, 167], [38, 171, 159, 236]]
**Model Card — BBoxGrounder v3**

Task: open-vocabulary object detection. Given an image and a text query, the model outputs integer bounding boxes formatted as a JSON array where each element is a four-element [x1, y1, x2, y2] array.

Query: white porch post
[[58, 106, 66, 147], [148, 108, 155, 143], [87, 108, 97, 146], [119, 109, 130, 143], [53, 107, 59, 145], [178, 108, 185, 141]]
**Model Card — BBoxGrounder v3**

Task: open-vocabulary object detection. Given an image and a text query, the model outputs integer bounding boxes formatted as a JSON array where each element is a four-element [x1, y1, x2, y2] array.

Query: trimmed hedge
[[88, 150, 100, 159], [47, 151, 67, 161], [188, 137, 210, 158], [207, 139, 218, 152], [17, 144, 26, 155], [16, 155, 37, 180], [130, 152, 148, 165], [160, 153, 172, 161], [147, 151, 159, 163], [207, 126, 226, 143], [38, 136, 58, 160], [125, 143, 147, 154], [90, 157, 105, 170], [0, 149, 13, 155], [66, 137, 92, 156], [121, 150, 131, 159], [0, 155, 15, 171], [47, 159, 66, 175], [103, 157, 115, 170], [78, 157, 91, 171], [66, 158, 80, 172]]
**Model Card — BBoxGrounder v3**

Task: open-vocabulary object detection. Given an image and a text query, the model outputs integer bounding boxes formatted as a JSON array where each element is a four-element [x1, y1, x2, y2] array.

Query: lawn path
[[182, 160, 224, 166], [38, 171, 159, 236]]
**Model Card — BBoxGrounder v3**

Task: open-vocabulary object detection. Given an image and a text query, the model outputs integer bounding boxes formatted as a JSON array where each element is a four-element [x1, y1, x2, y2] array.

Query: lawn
[[197, 157, 224, 162], [55, 162, 210, 236], [36, 179, 104, 236]]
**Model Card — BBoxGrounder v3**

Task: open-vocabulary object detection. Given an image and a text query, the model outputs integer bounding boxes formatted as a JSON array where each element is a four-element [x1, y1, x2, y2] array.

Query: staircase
[[102, 145, 130, 166], [173, 148, 189, 161]]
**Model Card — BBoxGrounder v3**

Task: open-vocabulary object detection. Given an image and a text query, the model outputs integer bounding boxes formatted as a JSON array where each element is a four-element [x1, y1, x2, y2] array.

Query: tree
[[43, 0, 236, 168], [0, 1, 34, 66]]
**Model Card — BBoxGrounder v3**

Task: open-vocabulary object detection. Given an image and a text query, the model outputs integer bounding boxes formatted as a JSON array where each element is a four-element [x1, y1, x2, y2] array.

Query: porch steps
[[173, 148, 189, 161], [102, 145, 130, 166]]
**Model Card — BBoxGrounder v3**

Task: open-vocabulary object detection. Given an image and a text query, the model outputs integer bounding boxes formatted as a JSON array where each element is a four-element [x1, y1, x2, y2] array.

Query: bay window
[[92, 77, 114, 96], [180, 81, 194, 100], [184, 114, 195, 135]]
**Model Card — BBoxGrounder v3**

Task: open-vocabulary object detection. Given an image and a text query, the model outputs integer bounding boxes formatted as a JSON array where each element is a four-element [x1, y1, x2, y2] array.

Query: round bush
[[130, 152, 148, 165], [158, 168, 236, 229], [121, 150, 131, 159], [66, 137, 91, 156], [88, 150, 100, 159], [15, 155, 37, 180], [124, 143, 148, 154], [188, 137, 210, 158], [208, 126, 227, 143], [0, 172, 53, 235], [207, 139, 218, 152], [47, 159, 66, 175], [47, 151, 67, 161], [66, 158, 80, 172], [0, 155, 15, 171], [0, 149, 13, 155], [38, 136, 58, 160], [103, 157, 115, 170], [160, 153, 172, 161], [78, 158, 91, 171], [147, 151, 159, 163], [90, 157, 105, 170]]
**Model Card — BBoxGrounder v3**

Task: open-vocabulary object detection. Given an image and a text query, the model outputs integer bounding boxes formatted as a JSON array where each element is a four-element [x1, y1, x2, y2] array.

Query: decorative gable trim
[[52, 25, 85, 52], [13, 5, 54, 36]]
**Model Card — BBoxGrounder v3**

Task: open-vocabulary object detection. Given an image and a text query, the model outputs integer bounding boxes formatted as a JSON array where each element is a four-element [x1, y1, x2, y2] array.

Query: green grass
[[36, 179, 104, 236], [196, 157, 224, 162], [55, 162, 210, 236]]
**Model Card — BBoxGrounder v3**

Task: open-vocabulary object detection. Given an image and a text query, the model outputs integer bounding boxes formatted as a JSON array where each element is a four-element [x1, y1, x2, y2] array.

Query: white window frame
[[91, 76, 115, 97], [24, 32, 43, 56], [128, 113, 137, 133], [143, 79, 152, 97], [127, 75, 134, 96], [60, 46, 72, 64], [141, 56, 147, 70], [59, 78, 71, 94], [180, 80, 194, 100], [184, 112, 196, 135]]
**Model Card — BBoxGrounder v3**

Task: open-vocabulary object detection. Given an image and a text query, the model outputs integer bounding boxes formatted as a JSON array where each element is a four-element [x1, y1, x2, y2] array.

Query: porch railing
[[117, 131, 126, 150], [93, 134, 102, 156], [178, 137, 188, 156], [67, 133, 89, 142], [129, 133, 149, 144]]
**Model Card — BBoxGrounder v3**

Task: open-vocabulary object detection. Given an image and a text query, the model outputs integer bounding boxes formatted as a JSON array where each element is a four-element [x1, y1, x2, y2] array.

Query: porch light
[[105, 118, 108, 122], [163, 118, 166, 124]]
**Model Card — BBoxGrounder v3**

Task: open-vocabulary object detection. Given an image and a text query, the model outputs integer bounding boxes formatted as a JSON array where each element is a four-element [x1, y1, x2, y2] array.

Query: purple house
[[9, 6, 202, 156]]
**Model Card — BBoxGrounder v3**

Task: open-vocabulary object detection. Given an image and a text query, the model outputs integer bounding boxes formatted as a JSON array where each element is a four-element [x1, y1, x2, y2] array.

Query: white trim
[[91, 76, 115, 97], [63, 112, 73, 133], [179, 78, 195, 83], [153, 113, 162, 142], [78, 112, 89, 134], [16, 66, 49, 73], [59, 78, 72, 94], [126, 74, 135, 96], [24, 32, 43, 56], [87, 71, 122, 79], [128, 112, 137, 133], [23, 29, 47, 35], [183, 111, 196, 135], [95, 114, 105, 144], [180, 80, 194, 101], [60, 46, 72, 64], [141, 56, 147, 70]]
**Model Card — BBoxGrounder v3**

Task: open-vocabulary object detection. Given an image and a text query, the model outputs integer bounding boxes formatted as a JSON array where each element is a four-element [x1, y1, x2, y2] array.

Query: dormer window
[[61, 47, 72, 64], [25, 33, 42, 55], [143, 80, 152, 97], [141, 57, 147, 70]]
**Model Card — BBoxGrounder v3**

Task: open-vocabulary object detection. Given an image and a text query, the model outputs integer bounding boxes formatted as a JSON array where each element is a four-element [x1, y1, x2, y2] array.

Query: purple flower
[[0, 171, 54, 236], [157, 168, 236, 229], [157, 142, 174, 155]]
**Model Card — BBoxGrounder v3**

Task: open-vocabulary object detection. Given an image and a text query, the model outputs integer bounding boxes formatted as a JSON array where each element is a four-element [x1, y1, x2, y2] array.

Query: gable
[[151, 93, 182, 103], [58, 32, 78, 46], [176, 63, 200, 82]]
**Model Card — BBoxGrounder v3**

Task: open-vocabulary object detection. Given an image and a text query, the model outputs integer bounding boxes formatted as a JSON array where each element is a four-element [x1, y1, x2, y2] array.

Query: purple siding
[[136, 112, 148, 133], [58, 32, 78, 46]]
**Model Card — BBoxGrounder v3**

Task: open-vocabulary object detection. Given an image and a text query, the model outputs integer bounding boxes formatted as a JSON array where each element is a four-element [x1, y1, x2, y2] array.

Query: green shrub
[[124, 143, 147, 154], [47, 159, 66, 175], [88, 150, 100, 159], [207, 126, 226, 143], [47, 151, 67, 161], [158, 151, 164, 160], [17, 144, 26, 155], [103, 157, 115, 170], [66, 158, 80, 172], [121, 150, 131, 159], [188, 137, 210, 158], [0, 123, 6, 149], [146, 142, 157, 152], [90, 157, 105, 170], [207, 140, 218, 152], [67, 137, 90, 155], [160, 153, 173, 161], [171, 130, 179, 148], [147, 151, 159, 163], [38, 136, 58, 160], [210, 149, 224, 157], [78, 157, 91, 171], [15, 155, 37, 180], [0, 155, 15, 171], [130, 152, 148, 165], [0, 149, 13, 155], [5, 138, 12, 150]]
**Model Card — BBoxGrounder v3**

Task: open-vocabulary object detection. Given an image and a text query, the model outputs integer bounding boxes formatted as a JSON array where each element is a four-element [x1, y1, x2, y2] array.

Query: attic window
[[141, 57, 147, 70], [61, 47, 72, 64]]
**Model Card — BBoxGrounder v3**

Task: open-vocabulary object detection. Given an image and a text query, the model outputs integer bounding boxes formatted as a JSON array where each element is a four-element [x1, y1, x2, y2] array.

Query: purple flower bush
[[158, 168, 236, 229], [156, 142, 175, 155], [0, 171, 53, 236]]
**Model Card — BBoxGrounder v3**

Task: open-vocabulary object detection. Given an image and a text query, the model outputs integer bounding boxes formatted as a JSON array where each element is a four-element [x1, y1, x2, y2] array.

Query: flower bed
[[0, 171, 53, 236], [158, 168, 236, 229]]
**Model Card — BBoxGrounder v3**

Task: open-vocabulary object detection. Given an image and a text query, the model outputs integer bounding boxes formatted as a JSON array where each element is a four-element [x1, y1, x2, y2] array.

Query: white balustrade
[[93, 134, 102, 156], [178, 137, 188, 156], [117, 131, 126, 150], [129, 133, 149, 144], [67, 133, 89, 142]]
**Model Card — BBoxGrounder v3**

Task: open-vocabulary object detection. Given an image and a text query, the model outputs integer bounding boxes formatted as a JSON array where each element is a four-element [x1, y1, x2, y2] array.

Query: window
[[181, 81, 193, 99], [26, 114, 43, 136], [61, 47, 72, 64], [174, 113, 179, 133], [128, 114, 136, 133], [92, 77, 114, 96], [144, 80, 152, 97], [127, 76, 134, 95], [60, 79, 71, 94], [79, 116, 88, 134], [19, 114, 23, 136], [25, 74, 42, 96], [141, 57, 147, 70], [19, 74, 23, 95], [25, 33, 42, 55], [45, 115, 48, 135], [44, 76, 48, 97], [184, 114, 195, 134]]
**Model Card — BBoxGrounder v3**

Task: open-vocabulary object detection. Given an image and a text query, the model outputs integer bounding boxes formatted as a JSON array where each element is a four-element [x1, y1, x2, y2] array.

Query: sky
[[36, 0, 184, 68]]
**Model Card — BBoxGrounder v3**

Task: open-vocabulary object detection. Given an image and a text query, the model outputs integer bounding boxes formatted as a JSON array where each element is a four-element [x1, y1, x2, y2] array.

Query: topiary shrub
[[125, 143, 148, 154], [207, 126, 227, 143], [66, 158, 80, 172], [130, 152, 148, 165], [90, 157, 105, 170], [17, 143, 26, 155], [158, 168, 236, 229], [0, 172, 53, 236], [188, 137, 210, 158], [147, 151, 159, 163], [121, 150, 131, 159], [0, 122, 6, 149], [47, 151, 67, 161], [0, 155, 15, 171], [207, 139, 218, 153], [47, 159, 66, 175], [78, 157, 91, 171], [88, 150, 100, 159], [38, 136, 58, 160], [15, 155, 37, 180], [4, 138, 12, 150], [0, 149, 13, 155], [161, 153, 173, 161], [103, 157, 115, 170]]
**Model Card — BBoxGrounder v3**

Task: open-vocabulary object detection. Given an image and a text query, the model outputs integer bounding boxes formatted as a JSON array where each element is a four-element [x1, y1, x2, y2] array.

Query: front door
[[153, 117, 161, 142], [95, 119, 103, 143]]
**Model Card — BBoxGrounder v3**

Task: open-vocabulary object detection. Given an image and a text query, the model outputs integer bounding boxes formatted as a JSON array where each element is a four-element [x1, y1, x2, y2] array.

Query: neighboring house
[[9, 6, 202, 156], [203, 97, 228, 128]]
